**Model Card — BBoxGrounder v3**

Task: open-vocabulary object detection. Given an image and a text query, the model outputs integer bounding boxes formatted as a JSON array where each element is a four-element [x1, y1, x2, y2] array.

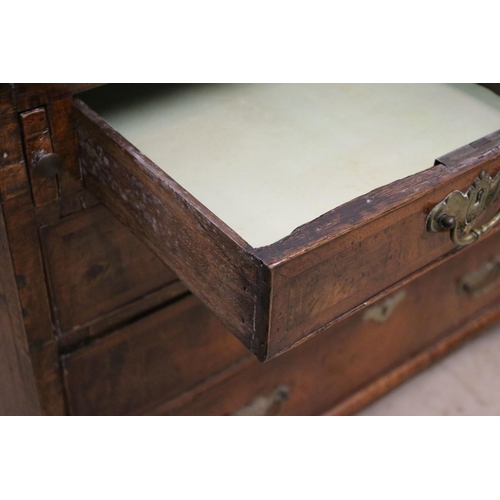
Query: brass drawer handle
[[459, 258, 500, 298], [362, 290, 407, 323], [232, 385, 289, 416], [427, 171, 500, 246]]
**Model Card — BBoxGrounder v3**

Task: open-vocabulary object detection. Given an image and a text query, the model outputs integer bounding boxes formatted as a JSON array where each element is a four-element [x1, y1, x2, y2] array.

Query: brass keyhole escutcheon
[[426, 171, 500, 246]]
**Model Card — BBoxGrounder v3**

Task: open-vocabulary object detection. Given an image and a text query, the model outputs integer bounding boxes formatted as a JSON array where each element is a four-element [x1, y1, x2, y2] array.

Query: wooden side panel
[[264, 155, 500, 358], [41, 204, 179, 335], [3, 191, 66, 415], [74, 100, 262, 356], [0, 98, 65, 415], [166, 229, 500, 415], [4, 192, 54, 348], [0, 100, 65, 414], [0, 203, 40, 415], [62, 294, 250, 415], [19, 108, 59, 208]]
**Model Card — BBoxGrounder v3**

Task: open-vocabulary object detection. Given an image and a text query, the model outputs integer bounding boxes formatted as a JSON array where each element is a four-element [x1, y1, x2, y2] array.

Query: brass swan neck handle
[[427, 171, 500, 246]]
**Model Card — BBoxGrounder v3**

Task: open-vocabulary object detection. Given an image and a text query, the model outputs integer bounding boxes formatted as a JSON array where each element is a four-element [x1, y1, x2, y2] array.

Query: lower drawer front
[[165, 231, 500, 415], [62, 295, 250, 415], [63, 230, 500, 416]]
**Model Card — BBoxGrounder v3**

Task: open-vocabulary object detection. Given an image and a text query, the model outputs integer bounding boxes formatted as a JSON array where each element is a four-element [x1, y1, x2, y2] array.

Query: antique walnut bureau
[[3, 83, 500, 416]]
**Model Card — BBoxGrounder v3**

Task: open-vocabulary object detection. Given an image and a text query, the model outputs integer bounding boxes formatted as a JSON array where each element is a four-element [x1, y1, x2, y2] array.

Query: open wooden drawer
[[74, 83, 500, 360]]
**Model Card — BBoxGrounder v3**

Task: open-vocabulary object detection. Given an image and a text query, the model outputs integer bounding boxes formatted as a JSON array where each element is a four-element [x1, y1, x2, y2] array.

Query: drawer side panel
[[74, 101, 263, 354]]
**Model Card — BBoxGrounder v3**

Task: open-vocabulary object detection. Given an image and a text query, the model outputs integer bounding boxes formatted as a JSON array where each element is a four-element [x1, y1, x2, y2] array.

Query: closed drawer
[[40, 205, 180, 345], [163, 229, 500, 415], [74, 83, 500, 360], [62, 294, 250, 415]]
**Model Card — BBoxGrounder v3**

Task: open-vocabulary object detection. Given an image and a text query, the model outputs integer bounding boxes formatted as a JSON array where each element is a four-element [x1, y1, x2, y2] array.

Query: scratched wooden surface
[[62, 294, 250, 415], [41, 205, 179, 337], [0, 201, 40, 415]]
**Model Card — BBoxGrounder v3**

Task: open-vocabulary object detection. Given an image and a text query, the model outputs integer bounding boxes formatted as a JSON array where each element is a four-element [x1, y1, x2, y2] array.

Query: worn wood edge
[[256, 144, 500, 266], [74, 100, 266, 355], [323, 303, 500, 416], [253, 261, 272, 361]]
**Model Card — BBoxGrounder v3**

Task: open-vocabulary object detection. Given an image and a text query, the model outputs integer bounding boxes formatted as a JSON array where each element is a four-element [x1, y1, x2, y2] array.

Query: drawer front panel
[[62, 294, 250, 415], [167, 231, 500, 415], [41, 205, 178, 335], [266, 161, 500, 358]]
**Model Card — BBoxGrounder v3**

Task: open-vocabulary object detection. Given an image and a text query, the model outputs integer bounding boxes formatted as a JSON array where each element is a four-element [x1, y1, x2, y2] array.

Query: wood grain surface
[[0, 202, 40, 415], [41, 205, 179, 336], [63, 294, 251, 415]]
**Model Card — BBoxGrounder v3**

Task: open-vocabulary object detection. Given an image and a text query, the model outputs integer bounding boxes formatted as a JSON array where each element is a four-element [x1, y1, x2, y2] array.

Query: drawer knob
[[426, 171, 500, 246], [34, 152, 62, 178]]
